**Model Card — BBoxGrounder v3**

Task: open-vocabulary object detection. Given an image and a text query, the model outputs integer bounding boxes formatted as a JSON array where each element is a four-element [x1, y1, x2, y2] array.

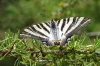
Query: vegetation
[[0, 0, 100, 66], [0, 31, 100, 66]]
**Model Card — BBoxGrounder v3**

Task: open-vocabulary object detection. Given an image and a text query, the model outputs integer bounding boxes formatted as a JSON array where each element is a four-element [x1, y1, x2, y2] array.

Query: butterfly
[[20, 17, 91, 46]]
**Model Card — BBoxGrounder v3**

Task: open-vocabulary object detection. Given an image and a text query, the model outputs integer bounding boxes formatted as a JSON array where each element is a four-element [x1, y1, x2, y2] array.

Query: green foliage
[[0, 0, 100, 32], [0, 31, 100, 66]]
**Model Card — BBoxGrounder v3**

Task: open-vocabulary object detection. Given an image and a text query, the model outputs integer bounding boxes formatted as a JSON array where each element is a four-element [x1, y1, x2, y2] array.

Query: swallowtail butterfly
[[20, 17, 91, 46]]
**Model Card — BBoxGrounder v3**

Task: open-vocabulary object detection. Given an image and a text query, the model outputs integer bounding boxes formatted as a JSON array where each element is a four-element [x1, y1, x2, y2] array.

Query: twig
[[88, 32, 100, 37]]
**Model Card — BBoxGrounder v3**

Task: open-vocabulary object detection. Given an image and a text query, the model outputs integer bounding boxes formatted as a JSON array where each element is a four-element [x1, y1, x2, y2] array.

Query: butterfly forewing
[[20, 17, 91, 46], [64, 17, 91, 36], [20, 22, 50, 41]]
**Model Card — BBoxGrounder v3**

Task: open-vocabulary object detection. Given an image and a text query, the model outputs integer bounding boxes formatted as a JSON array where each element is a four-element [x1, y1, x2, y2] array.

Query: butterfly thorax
[[48, 20, 62, 45]]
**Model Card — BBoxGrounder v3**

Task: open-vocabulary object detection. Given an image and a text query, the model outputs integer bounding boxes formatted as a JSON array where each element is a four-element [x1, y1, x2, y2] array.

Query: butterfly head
[[51, 40, 62, 45]]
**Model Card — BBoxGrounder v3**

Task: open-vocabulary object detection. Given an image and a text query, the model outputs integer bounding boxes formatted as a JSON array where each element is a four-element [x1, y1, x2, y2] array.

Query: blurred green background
[[0, 0, 100, 39]]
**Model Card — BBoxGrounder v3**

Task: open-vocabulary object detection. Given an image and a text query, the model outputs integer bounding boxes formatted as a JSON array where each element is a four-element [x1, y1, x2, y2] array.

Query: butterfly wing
[[20, 17, 91, 46], [57, 17, 91, 45], [20, 22, 50, 43]]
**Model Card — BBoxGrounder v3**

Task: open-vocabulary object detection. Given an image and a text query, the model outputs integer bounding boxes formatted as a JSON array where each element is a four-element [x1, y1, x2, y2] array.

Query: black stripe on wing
[[66, 18, 70, 24], [57, 20, 60, 26], [40, 23, 50, 33], [45, 22, 50, 27], [36, 24, 41, 29], [61, 18, 66, 31]]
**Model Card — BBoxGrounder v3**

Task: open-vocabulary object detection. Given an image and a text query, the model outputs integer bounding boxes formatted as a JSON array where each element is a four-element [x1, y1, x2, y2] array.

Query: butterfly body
[[20, 17, 91, 46]]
